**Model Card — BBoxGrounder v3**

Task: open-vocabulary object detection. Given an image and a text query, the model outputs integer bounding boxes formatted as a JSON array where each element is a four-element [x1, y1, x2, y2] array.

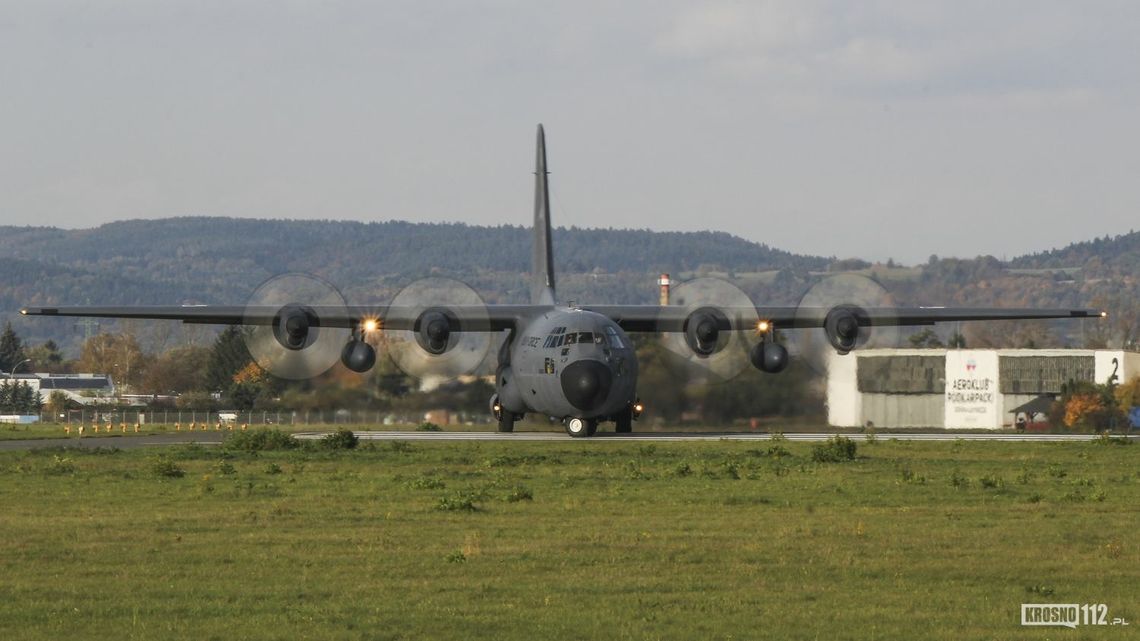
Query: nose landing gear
[[565, 417, 597, 437]]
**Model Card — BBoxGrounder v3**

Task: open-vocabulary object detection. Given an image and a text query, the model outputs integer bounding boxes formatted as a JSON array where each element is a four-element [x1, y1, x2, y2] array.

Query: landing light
[[362, 318, 380, 333], [1100, 311, 1108, 318], [756, 320, 771, 333], [632, 401, 644, 418]]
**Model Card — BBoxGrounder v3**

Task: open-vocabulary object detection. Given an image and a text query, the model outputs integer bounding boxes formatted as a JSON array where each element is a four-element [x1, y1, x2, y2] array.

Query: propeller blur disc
[[383, 277, 492, 380], [791, 273, 898, 377], [243, 273, 351, 380], [661, 277, 758, 383]]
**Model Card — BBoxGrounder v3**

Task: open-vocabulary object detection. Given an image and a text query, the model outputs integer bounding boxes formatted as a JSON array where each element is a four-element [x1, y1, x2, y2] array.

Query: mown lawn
[[0, 436, 1136, 640]]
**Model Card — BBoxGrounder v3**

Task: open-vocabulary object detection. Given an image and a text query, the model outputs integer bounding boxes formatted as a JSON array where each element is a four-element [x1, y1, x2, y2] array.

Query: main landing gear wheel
[[615, 407, 633, 433], [491, 395, 514, 433], [497, 414, 515, 433], [565, 417, 596, 438]]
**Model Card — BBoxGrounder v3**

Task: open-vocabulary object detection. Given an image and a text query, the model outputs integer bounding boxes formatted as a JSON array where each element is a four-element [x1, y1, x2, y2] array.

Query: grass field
[[1, 435, 1136, 640]]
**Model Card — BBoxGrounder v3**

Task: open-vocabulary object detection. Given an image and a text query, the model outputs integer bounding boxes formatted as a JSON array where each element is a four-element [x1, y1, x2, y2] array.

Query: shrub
[[264, 463, 282, 475], [214, 461, 237, 475], [950, 470, 969, 489], [766, 445, 791, 459], [151, 456, 185, 478], [437, 491, 480, 511], [44, 455, 76, 476], [811, 436, 857, 463], [899, 467, 926, 484], [416, 422, 443, 432], [1094, 432, 1131, 446], [504, 485, 533, 502], [223, 428, 298, 452], [979, 474, 1004, 490], [405, 476, 446, 490], [445, 550, 467, 563], [323, 429, 359, 450]]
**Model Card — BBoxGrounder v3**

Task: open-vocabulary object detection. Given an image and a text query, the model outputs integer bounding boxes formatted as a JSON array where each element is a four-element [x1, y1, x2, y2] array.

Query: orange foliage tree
[[1063, 393, 1105, 428]]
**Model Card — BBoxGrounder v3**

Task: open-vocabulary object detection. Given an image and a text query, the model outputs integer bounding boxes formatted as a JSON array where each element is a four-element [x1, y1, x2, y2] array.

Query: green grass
[[0, 438, 1137, 640]]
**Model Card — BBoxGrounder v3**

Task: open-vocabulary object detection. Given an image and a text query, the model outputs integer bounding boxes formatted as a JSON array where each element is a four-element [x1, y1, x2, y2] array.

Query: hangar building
[[827, 349, 1139, 429]]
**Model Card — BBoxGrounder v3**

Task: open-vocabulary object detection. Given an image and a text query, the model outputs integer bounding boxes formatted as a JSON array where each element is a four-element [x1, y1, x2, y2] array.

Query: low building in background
[[10, 373, 116, 406], [827, 349, 1139, 429]]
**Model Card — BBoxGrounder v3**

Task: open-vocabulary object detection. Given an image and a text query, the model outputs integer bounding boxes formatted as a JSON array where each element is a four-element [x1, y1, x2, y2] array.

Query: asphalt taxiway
[[0, 430, 1133, 452], [296, 431, 1135, 443]]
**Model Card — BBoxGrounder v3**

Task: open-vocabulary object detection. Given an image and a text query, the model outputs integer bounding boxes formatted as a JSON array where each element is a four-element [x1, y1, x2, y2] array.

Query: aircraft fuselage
[[496, 308, 638, 422]]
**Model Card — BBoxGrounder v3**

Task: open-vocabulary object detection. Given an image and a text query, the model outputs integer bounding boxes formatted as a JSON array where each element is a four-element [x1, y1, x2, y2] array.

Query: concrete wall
[[861, 393, 944, 428], [826, 352, 860, 427], [1095, 351, 1140, 385], [827, 348, 1140, 429]]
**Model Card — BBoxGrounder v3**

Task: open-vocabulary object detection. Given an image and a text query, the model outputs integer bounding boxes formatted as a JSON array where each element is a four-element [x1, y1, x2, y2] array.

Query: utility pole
[[75, 318, 100, 342]]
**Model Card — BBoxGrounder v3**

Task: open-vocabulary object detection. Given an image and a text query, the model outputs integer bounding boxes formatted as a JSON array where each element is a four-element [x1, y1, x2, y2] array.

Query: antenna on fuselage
[[532, 124, 556, 306]]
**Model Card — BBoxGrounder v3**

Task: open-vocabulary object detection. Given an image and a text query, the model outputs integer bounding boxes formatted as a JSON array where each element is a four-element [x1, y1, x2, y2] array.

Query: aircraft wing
[[583, 305, 1105, 332], [21, 303, 1104, 332], [19, 305, 540, 331]]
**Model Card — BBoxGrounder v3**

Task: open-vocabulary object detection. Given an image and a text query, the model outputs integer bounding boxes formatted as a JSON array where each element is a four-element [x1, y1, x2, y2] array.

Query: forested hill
[[0, 216, 826, 327], [1008, 229, 1140, 277]]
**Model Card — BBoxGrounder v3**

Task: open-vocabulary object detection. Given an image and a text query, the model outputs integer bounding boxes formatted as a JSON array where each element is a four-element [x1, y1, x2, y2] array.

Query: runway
[[0, 430, 1132, 451], [294, 430, 1137, 443]]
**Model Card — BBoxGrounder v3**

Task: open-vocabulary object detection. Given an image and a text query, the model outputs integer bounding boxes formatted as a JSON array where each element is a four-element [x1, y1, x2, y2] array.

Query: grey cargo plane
[[21, 125, 1104, 437]]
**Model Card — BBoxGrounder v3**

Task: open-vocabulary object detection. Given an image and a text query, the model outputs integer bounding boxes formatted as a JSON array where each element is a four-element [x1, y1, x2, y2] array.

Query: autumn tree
[[140, 346, 211, 395], [77, 333, 149, 392], [1057, 381, 1125, 430], [1114, 376, 1140, 412]]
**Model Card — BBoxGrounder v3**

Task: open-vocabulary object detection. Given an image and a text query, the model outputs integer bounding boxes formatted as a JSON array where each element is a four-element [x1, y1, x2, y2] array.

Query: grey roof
[[1009, 396, 1056, 416], [38, 376, 113, 390]]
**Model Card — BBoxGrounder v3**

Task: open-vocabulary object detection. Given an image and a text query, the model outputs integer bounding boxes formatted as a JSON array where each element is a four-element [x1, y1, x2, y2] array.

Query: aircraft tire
[[565, 417, 592, 438], [615, 408, 633, 433], [497, 413, 515, 433]]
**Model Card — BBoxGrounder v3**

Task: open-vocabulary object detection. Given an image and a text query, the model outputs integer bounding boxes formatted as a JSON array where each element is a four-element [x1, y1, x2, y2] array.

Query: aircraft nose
[[560, 360, 613, 412]]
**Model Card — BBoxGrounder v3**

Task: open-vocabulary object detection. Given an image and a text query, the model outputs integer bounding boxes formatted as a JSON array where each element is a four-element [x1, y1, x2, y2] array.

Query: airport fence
[[49, 408, 490, 427]]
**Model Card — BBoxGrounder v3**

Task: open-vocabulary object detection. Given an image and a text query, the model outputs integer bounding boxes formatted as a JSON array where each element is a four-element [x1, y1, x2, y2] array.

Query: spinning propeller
[[661, 277, 760, 383], [791, 273, 900, 377], [243, 273, 352, 380], [381, 277, 494, 380]]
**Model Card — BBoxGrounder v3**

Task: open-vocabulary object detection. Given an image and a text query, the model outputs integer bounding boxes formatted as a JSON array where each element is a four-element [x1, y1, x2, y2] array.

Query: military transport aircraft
[[21, 125, 1104, 437]]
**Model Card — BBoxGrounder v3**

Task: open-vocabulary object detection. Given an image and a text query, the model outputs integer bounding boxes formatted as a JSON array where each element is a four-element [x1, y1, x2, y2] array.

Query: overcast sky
[[3, 1, 1139, 264]]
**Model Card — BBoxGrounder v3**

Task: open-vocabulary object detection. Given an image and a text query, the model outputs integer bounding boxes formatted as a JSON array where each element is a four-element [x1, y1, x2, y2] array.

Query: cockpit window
[[564, 332, 578, 345], [577, 332, 593, 344], [604, 326, 625, 348]]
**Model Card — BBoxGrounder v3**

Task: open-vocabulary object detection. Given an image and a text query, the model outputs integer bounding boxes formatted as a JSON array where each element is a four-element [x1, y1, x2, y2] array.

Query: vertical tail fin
[[532, 124, 556, 305]]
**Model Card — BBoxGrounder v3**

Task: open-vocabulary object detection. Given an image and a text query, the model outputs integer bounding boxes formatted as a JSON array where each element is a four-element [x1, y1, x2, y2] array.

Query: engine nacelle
[[414, 308, 457, 355], [750, 341, 788, 373], [823, 306, 865, 355], [272, 304, 318, 350], [683, 307, 728, 357], [341, 339, 376, 373]]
